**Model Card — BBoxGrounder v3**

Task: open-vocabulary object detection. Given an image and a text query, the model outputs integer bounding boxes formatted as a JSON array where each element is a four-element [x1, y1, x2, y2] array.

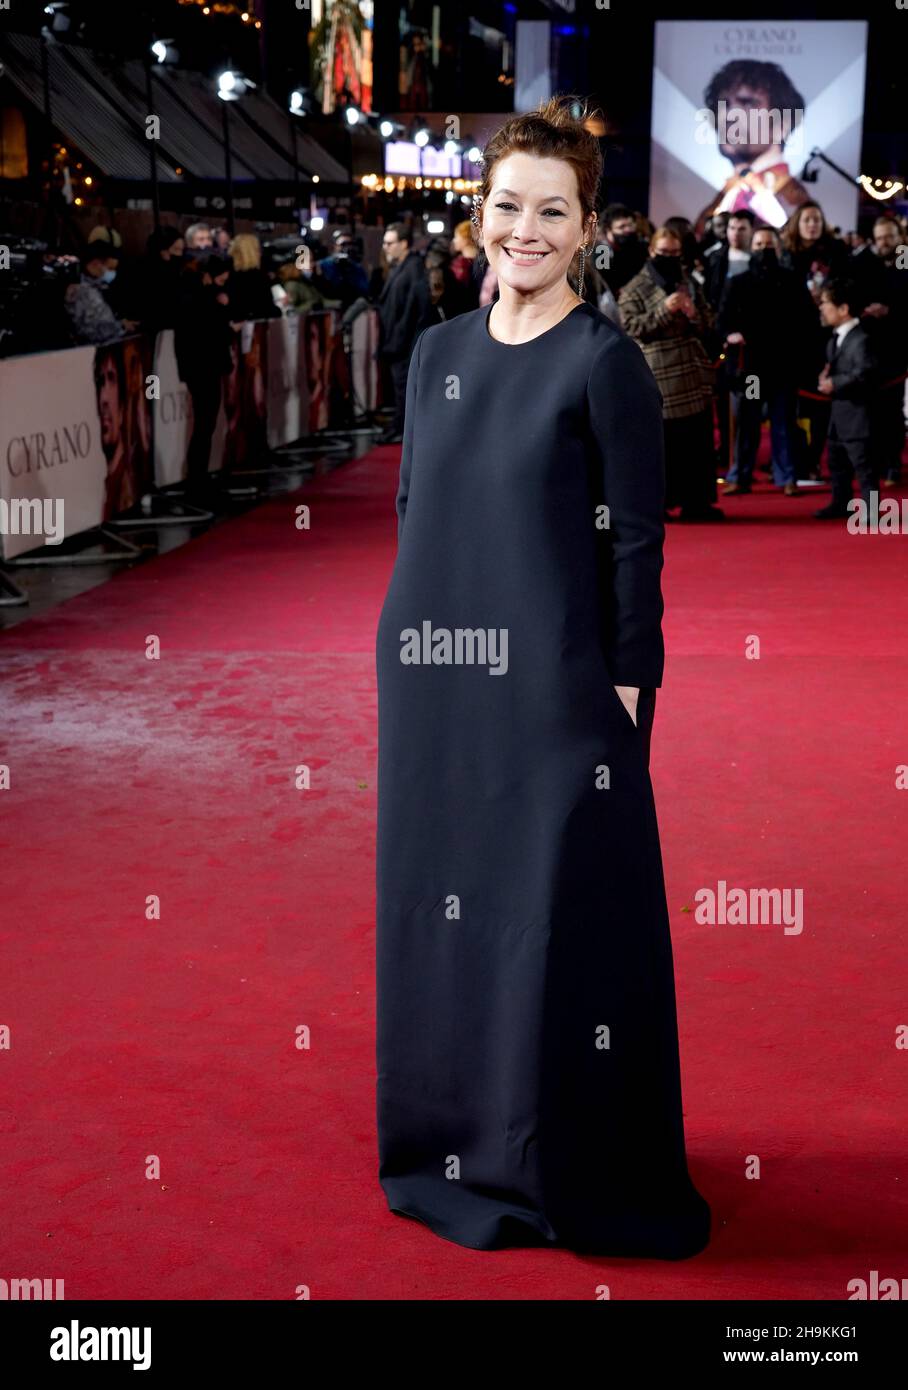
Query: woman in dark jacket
[[174, 253, 235, 500], [227, 233, 280, 321], [123, 226, 185, 337], [781, 202, 850, 478]]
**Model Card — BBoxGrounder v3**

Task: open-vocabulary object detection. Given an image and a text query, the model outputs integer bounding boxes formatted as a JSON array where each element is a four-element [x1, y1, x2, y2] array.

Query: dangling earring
[[577, 241, 588, 297], [470, 193, 484, 235]]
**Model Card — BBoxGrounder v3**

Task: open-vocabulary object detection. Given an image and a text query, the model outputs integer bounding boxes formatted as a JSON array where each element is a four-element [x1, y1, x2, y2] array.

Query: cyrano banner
[[152, 330, 193, 489], [0, 307, 379, 557], [0, 337, 152, 560], [650, 21, 869, 236]]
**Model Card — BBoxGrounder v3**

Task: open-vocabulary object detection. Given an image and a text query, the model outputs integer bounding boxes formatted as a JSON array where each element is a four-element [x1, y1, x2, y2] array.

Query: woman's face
[[799, 206, 824, 243], [482, 151, 588, 296], [650, 234, 682, 260]]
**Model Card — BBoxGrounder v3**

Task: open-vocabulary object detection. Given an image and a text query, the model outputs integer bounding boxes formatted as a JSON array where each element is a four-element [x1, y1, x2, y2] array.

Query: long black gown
[[375, 299, 711, 1257]]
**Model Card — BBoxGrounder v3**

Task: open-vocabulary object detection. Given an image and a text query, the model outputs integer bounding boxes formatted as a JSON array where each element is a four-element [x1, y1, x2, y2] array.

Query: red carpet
[[2, 449, 906, 1300]]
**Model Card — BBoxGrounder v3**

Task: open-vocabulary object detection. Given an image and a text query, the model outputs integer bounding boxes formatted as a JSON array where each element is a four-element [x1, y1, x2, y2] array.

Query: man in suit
[[376, 222, 432, 443], [597, 203, 649, 298], [851, 215, 908, 485], [704, 210, 753, 478], [718, 225, 816, 494], [814, 278, 879, 519], [703, 210, 754, 311]]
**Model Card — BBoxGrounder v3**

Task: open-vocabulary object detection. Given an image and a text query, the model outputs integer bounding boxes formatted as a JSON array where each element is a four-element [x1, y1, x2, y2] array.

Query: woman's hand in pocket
[[614, 685, 640, 728]]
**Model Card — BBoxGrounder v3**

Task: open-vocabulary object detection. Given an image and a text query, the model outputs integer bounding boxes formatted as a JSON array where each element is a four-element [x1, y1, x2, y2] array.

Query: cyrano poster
[[650, 21, 868, 236]]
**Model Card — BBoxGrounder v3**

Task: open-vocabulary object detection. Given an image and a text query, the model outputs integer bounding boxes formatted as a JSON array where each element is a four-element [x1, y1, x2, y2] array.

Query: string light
[[355, 175, 481, 193], [48, 141, 99, 204], [179, 0, 258, 19]]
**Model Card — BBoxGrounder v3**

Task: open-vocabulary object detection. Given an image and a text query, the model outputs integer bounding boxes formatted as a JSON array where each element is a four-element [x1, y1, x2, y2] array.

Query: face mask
[[751, 248, 778, 271], [652, 254, 682, 285], [100, 268, 117, 284], [614, 231, 638, 246]]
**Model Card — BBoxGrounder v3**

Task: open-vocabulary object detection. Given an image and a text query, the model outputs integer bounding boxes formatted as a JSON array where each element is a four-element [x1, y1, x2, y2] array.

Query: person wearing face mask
[[63, 246, 138, 345], [597, 203, 648, 298], [620, 228, 723, 521], [718, 225, 817, 495]]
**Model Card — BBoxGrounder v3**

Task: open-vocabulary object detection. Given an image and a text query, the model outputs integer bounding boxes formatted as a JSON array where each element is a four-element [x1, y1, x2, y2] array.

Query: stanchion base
[[105, 493, 214, 528], [0, 568, 29, 606], [4, 526, 143, 567]]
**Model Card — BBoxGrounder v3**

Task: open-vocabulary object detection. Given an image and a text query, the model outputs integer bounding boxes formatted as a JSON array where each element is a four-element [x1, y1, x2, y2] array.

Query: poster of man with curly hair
[[649, 21, 868, 237]]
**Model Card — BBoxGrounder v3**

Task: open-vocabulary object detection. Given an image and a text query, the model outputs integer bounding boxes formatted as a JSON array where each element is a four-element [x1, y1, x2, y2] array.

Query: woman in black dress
[[375, 97, 711, 1258]]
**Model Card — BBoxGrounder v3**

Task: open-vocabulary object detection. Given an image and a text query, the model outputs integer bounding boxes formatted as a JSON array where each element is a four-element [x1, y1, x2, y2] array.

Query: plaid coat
[[618, 263, 716, 420]]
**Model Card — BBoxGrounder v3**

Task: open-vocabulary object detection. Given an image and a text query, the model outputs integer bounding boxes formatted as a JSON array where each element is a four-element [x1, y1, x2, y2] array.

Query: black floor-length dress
[[375, 299, 711, 1257]]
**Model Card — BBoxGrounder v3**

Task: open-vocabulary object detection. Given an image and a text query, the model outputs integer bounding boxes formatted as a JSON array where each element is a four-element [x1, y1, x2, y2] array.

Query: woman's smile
[[502, 246, 550, 265]]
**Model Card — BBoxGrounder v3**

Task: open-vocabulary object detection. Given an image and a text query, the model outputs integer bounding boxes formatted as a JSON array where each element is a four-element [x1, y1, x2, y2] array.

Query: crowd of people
[[594, 201, 908, 520], [37, 220, 372, 499], [15, 195, 908, 518], [372, 199, 908, 522]]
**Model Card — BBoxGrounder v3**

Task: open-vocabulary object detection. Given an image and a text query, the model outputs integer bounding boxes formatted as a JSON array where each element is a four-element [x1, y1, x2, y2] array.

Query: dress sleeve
[[587, 331, 666, 689], [395, 326, 427, 545]]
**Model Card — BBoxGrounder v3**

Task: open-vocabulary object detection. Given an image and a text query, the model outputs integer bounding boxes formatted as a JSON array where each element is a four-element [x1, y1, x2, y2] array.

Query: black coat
[[174, 272, 233, 381], [228, 268, 280, 322], [377, 250, 432, 361], [599, 236, 648, 296], [718, 263, 817, 389], [702, 244, 742, 310], [826, 323, 877, 440], [851, 247, 908, 375]]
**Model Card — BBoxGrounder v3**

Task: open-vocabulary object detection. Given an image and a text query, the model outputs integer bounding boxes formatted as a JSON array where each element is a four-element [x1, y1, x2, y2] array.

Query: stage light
[[466, 146, 482, 163], [310, 216, 325, 231], [150, 39, 179, 65], [344, 106, 362, 126], [43, 2, 71, 34], [414, 128, 430, 147], [379, 119, 395, 139], [426, 219, 445, 233], [290, 89, 305, 114], [444, 140, 459, 157], [217, 70, 255, 102]]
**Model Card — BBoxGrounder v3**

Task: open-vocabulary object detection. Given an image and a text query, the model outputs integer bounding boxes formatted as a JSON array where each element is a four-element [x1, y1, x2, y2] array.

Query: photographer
[[316, 229, 369, 310]]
